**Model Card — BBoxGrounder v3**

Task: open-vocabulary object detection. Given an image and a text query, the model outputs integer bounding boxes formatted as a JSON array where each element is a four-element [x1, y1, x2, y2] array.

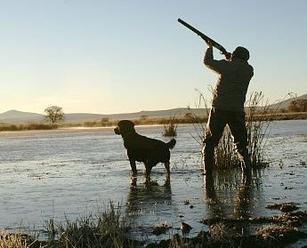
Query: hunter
[[203, 40, 254, 175]]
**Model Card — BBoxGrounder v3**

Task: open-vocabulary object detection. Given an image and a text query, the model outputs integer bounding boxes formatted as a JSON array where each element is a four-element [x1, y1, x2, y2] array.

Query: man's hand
[[205, 39, 213, 48], [225, 52, 232, 60]]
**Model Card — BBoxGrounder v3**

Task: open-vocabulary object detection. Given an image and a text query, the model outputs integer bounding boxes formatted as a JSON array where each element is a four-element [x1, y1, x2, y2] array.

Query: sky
[[0, 0, 306, 114]]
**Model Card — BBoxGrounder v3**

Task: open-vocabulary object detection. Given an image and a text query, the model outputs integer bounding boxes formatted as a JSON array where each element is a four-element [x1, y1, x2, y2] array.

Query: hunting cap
[[232, 46, 250, 61]]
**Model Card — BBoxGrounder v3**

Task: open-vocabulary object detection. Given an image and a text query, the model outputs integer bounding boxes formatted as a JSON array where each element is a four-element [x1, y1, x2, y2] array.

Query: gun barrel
[[177, 18, 228, 56], [178, 18, 208, 40]]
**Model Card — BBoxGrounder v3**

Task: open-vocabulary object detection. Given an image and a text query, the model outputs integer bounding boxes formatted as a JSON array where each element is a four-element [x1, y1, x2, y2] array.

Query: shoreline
[[0, 115, 307, 136], [0, 112, 307, 136], [0, 124, 167, 136]]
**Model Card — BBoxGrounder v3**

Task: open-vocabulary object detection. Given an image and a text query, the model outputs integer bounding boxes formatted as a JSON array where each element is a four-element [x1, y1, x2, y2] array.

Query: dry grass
[[256, 224, 296, 239], [245, 91, 271, 167], [0, 123, 54, 131], [0, 232, 41, 248], [1, 210, 307, 248], [0, 232, 26, 248], [213, 91, 275, 169], [214, 127, 241, 169], [47, 202, 133, 248], [0, 202, 134, 248], [162, 116, 178, 137], [186, 90, 281, 169]]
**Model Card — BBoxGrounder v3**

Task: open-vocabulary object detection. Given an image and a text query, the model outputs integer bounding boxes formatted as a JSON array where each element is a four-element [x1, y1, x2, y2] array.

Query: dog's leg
[[130, 176, 137, 187], [164, 161, 171, 186], [144, 163, 153, 186], [129, 159, 137, 176], [164, 161, 170, 175], [164, 173, 170, 186], [145, 164, 152, 179]]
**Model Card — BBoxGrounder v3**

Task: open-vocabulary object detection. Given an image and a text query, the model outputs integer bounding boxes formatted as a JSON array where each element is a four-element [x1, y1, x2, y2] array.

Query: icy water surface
[[0, 120, 306, 243]]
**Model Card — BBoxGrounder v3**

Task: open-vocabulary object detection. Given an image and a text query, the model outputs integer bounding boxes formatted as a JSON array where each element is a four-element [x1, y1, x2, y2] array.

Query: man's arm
[[204, 46, 228, 74]]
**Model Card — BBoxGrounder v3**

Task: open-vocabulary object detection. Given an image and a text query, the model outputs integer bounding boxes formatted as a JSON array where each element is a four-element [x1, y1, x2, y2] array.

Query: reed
[[245, 91, 271, 167], [162, 116, 178, 137], [0, 202, 134, 248], [0, 232, 25, 248], [0, 232, 40, 248], [185, 89, 210, 147], [45, 202, 134, 248], [215, 91, 278, 168], [187, 90, 277, 169]]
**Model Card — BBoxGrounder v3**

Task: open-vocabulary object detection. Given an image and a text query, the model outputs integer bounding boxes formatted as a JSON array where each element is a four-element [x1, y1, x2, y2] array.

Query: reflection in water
[[0, 121, 306, 238], [126, 176, 172, 222], [235, 173, 252, 219], [204, 169, 262, 237]]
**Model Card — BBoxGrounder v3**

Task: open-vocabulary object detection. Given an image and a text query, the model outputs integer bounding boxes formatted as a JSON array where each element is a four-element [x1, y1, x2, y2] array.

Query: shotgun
[[178, 18, 231, 59]]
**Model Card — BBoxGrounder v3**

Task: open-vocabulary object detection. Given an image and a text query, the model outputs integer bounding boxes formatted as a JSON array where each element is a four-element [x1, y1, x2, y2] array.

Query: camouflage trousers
[[203, 108, 251, 173]]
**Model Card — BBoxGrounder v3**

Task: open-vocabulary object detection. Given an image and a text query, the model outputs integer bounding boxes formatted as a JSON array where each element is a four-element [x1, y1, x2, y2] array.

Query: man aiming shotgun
[[178, 18, 254, 175], [178, 18, 231, 60]]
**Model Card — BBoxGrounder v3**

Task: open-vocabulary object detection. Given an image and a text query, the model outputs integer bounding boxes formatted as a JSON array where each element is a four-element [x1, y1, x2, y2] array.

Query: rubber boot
[[203, 144, 214, 175]]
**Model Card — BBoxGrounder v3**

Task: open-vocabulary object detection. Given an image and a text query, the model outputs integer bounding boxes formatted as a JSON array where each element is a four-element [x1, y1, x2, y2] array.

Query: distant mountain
[[64, 108, 207, 123], [269, 94, 307, 110], [0, 108, 207, 124], [0, 94, 305, 124], [100, 108, 207, 121], [0, 111, 108, 124], [64, 113, 109, 122], [0, 110, 43, 123]]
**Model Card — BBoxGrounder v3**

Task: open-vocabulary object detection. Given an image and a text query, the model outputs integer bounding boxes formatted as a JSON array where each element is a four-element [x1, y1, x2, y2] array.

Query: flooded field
[[0, 120, 306, 245]]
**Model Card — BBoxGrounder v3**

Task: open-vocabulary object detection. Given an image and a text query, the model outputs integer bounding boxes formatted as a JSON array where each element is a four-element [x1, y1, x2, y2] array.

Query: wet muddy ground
[[0, 120, 306, 246]]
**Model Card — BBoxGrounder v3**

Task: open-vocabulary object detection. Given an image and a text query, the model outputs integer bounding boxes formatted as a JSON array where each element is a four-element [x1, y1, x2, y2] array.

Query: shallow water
[[0, 120, 306, 243]]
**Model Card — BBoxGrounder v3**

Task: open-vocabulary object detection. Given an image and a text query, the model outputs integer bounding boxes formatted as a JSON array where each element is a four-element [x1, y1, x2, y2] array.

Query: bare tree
[[44, 106, 64, 126]]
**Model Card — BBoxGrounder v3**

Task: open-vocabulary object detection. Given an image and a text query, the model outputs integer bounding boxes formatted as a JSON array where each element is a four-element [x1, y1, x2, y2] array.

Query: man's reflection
[[204, 171, 226, 218], [204, 169, 255, 238]]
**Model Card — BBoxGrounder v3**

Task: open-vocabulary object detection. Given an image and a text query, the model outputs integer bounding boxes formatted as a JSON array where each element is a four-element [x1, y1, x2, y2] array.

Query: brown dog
[[114, 120, 176, 178]]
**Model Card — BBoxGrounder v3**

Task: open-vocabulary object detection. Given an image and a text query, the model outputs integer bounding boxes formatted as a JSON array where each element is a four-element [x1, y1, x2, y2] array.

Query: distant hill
[[0, 110, 43, 123], [0, 108, 207, 124], [101, 108, 207, 121], [64, 113, 110, 122], [0, 94, 306, 124], [269, 94, 307, 110]]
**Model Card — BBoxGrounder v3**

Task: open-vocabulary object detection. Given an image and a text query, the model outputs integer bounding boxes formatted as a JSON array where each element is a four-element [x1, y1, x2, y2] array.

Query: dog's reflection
[[127, 175, 172, 214], [130, 172, 170, 188]]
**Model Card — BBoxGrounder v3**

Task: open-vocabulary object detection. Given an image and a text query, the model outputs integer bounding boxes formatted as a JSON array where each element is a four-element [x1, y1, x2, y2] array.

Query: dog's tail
[[166, 139, 176, 149]]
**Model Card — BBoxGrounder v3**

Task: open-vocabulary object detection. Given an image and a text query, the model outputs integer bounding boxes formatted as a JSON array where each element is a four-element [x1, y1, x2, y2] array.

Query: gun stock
[[178, 18, 231, 59]]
